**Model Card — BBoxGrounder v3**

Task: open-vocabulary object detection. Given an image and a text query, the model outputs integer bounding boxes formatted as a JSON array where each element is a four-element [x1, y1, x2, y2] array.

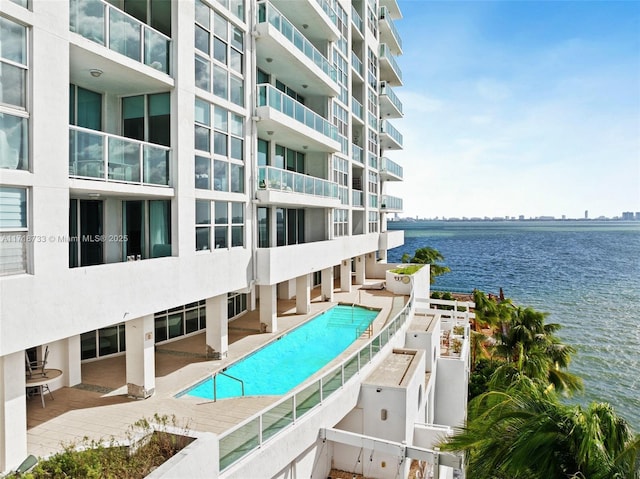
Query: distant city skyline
[[385, 0, 640, 219]]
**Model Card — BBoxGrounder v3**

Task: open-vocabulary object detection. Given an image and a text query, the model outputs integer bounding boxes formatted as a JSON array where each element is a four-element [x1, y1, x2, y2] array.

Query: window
[[154, 301, 206, 344], [69, 199, 103, 268], [122, 93, 170, 147], [195, 200, 244, 250], [0, 186, 27, 275], [333, 155, 348, 205], [194, 3, 244, 106], [334, 209, 348, 237], [122, 200, 171, 260], [0, 16, 29, 170], [276, 208, 304, 247], [69, 85, 102, 130], [80, 324, 126, 361], [194, 99, 244, 192], [258, 207, 269, 248], [227, 292, 247, 320], [368, 211, 378, 233]]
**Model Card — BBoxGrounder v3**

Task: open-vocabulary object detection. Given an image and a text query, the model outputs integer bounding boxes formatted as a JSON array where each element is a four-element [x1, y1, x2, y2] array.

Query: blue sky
[[387, 0, 640, 219]]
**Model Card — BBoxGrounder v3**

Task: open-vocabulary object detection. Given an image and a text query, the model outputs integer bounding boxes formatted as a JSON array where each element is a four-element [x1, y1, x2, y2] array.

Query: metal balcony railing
[[69, 0, 171, 74], [257, 84, 338, 142], [69, 126, 171, 186], [352, 190, 363, 206], [257, 1, 337, 83], [258, 166, 339, 199], [351, 53, 363, 77], [352, 98, 363, 121]]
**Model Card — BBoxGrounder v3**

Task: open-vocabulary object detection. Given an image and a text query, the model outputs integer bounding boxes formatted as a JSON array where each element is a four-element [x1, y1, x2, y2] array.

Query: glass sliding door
[[149, 200, 171, 257], [80, 200, 103, 266], [123, 200, 144, 259]]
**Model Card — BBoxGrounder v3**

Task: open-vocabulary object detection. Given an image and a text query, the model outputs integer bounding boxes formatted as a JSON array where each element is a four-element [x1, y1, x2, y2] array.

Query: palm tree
[[492, 305, 583, 394], [400, 246, 450, 284], [441, 378, 639, 479]]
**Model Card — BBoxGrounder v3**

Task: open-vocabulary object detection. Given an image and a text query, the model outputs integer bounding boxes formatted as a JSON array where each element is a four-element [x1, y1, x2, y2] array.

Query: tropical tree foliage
[[400, 246, 450, 284], [442, 378, 639, 479], [492, 305, 583, 395]]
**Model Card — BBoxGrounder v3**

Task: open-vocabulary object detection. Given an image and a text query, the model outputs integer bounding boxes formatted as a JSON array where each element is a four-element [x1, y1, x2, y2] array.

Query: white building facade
[[0, 0, 414, 472]]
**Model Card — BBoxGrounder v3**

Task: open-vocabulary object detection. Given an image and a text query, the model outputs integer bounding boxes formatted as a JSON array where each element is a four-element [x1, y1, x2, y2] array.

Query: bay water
[[388, 220, 640, 431]]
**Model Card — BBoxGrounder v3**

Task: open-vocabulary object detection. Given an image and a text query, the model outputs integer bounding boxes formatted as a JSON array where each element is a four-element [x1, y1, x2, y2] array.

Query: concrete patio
[[26, 281, 406, 460]]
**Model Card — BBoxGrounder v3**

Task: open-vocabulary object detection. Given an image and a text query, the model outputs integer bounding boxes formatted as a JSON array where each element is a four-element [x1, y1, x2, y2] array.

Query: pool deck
[[26, 281, 407, 459]]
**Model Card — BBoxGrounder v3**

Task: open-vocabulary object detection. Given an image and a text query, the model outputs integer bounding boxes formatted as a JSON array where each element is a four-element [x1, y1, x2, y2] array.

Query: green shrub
[[431, 291, 442, 299], [389, 264, 424, 275]]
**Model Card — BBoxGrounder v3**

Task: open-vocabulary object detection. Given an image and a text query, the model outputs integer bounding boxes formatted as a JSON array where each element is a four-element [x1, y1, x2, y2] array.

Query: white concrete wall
[[255, 233, 380, 285], [434, 353, 469, 428], [145, 433, 218, 479]]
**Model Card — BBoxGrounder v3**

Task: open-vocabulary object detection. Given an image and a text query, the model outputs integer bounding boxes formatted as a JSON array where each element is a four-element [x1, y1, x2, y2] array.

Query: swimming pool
[[179, 304, 379, 400]]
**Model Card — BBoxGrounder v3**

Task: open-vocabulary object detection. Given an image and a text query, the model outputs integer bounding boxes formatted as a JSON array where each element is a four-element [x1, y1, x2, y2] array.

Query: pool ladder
[[212, 371, 245, 402]]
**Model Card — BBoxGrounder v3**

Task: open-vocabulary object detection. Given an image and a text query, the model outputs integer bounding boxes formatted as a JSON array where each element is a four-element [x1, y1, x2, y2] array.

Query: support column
[[65, 335, 82, 386], [125, 315, 155, 399], [278, 280, 296, 300], [378, 248, 388, 262], [259, 284, 277, 333], [340, 259, 352, 292], [0, 352, 27, 472], [296, 274, 310, 314], [365, 252, 377, 271], [321, 267, 334, 302], [354, 254, 366, 285], [205, 294, 228, 359]]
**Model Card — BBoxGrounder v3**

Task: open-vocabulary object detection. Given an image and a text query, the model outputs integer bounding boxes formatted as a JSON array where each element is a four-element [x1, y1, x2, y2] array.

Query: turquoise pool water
[[180, 304, 379, 400]]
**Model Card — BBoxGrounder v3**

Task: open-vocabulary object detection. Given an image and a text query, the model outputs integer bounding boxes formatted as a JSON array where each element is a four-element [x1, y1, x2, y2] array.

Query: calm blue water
[[388, 220, 640, 432], [182, 305, 379, 400]]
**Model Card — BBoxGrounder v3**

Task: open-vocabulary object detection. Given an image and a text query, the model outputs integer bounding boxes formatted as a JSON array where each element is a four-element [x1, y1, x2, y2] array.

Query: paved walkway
[[26, 282, 406, 459]]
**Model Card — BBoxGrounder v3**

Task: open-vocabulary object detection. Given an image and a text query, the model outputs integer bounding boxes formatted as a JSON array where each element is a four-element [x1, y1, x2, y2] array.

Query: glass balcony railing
[[351, 6, 363, 33], [379, 44, 402, 83], [351, 53, 363, 77], [314, 0, 337, 25], [257, 1, 337, 83], [69, 126, 170, 186], [381, 195, 403, 210], [352, 190, 363, 206], [69, 0, 171, 74], [369, 153, 378, 170], [380, 82, 403, 115], [368, 112, 378, 131], [258, 166, 339, 199], [352, 98, 363, 120], [381, 157, 403, 178], [352, 144, 363, 164], [257, 84, 339, 142], [380, 119, 403, 147], [379, 6, 402, 51], [218, 292, 414, 472]]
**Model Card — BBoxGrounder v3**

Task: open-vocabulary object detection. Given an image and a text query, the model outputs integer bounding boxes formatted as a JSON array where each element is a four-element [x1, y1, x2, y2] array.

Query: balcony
[[381, 195, 403, 212], [352, 144, 364, 164], [379, 6, 402, 55], [351, 53, 364, 82], [256, 1, 339, 97], [351, 98, 364, 124], [379, 44, 403, 86], [256, 234, 380, 284], [380, 157, 403, 181], [379, 0, 402, 19], [256, 166, 342, 208], [256, 84, 341, 153], [69, 0, 170, 75], [379, 229, 404, 251], [379, 119, 403, 150], [379, 81, 403, 119], [351, 6, 364, 40], [269, 0, 340, 42], [352, 190, 364, 207], [69, 126, 171, 187]]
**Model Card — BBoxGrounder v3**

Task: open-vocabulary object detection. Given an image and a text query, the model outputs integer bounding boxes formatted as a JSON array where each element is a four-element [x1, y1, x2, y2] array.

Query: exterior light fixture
[[89, 69, 103, 78], [302, 84, 308, 88], [266, 57, 273, 63], [267, 131, 274, 136]]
